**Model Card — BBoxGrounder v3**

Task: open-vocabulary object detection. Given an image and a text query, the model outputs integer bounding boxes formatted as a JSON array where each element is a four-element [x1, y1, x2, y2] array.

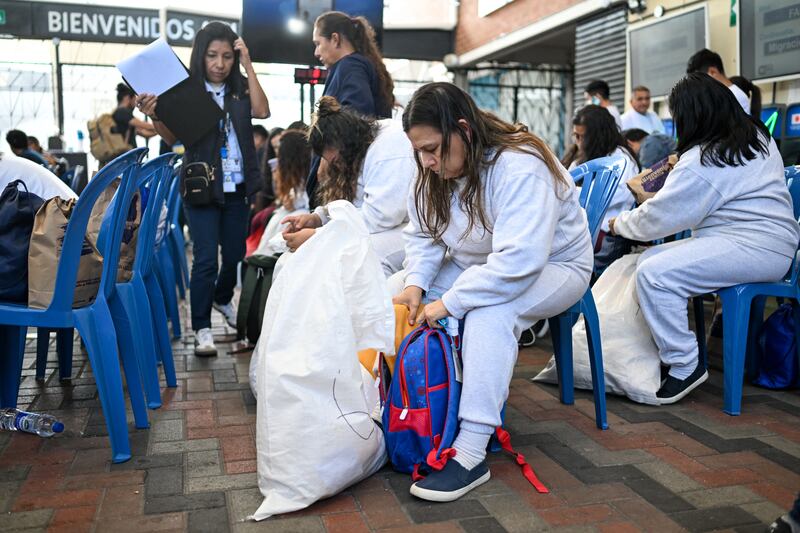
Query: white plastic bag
[[533, 254, 662, 405], [250, 200, 394, 520]]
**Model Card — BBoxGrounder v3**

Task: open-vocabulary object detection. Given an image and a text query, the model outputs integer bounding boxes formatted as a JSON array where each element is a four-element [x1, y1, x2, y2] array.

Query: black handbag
[[181, 161, 215, 206], [0, 180, 44, 303]]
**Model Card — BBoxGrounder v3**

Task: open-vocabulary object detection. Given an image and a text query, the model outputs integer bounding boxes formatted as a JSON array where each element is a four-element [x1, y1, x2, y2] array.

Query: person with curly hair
[[281, 96, 414, 275]]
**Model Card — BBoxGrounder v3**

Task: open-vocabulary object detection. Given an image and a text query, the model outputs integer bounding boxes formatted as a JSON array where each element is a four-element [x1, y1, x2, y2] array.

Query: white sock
[[452, 426, 491, 470]]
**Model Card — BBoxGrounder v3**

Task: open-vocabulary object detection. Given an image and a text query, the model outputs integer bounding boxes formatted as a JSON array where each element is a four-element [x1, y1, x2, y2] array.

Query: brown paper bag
[[84, 178, 141, 283], [626, 153, 679, 205], [28, 198, 104, 309]]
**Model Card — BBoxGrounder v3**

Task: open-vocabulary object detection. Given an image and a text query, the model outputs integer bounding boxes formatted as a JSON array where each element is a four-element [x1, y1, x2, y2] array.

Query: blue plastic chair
[[107, 153, 179, 416], [691, 167, 800, 415], [165, 172, 190, 299], [544, 156, 627, 430], [0, 147, 148, 463]]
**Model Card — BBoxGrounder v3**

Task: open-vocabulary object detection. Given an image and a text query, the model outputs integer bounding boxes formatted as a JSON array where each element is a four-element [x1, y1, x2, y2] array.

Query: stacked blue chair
[[165, 173, 190, 300], [692, 166, 800, 415], [543, 156, 628, 430], [0, 147, 148, 463], [107, 153, 179, 419], [153, 172, 183, 340]]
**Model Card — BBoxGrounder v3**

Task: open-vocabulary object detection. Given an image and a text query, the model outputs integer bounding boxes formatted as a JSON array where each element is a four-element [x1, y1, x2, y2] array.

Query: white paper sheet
[[116, 38, 188, 96]]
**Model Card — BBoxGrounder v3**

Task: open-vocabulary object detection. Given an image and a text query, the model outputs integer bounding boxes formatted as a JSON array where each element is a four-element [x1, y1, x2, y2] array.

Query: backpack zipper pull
[[400, 407, 408, 420]]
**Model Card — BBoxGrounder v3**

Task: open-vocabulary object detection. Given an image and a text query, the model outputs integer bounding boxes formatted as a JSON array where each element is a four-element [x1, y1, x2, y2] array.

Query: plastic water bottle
[[0, 408, 65, 437]]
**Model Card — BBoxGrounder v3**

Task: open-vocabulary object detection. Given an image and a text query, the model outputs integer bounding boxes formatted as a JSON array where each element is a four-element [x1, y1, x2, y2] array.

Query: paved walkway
[[1, 301, 799, 532]]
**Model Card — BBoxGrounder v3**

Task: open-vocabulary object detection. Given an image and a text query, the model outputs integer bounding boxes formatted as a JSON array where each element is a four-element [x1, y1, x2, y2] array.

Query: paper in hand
[[117, 38, 189, 96]]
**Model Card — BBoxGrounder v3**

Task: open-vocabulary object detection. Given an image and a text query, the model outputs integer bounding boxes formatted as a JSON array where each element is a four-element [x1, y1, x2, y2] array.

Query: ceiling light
[[287, 18, 306, 34]]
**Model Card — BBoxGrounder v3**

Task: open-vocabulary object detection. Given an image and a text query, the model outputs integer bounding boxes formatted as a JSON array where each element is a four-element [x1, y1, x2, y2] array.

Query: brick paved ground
[[2, 300, 799, 532]]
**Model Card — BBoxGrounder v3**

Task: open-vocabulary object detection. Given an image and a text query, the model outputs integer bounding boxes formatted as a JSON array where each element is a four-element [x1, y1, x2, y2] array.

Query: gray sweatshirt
[[614, 137, 799, 259], [403, 149, 594, 319]]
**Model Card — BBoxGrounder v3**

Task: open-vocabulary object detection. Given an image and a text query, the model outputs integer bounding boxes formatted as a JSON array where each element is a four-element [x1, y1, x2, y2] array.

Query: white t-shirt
[[205, 80, 244, 185], [729, 83, 752, 115], [621, 109, 665, 134], [606, 104, 623, 130], [0, 153, 76, 200]]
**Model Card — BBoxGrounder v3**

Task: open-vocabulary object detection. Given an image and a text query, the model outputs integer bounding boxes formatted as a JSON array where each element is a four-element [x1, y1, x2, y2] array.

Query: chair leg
[[56, 328, 74, 380], [792, 303, 800, 387], [720, 291, 752, 416], [692, 296, 707, 370], [73, 301, 132, 463], [171, 227, 190, 287], [155, 246, 182, 339], [0, 325, 27, 408], [548, 313, 574, 405], [36, 328, 51, 381], [168, 234, 186, 300], [580, 292, 609, 430], [114, 283, 162, 412], [146, 273, 178, 388], [746, 296, 768, 381]]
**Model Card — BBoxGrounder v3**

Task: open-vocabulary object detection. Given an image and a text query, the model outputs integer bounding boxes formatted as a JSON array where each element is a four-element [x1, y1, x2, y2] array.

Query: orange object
[[358, 303, 425, 378]]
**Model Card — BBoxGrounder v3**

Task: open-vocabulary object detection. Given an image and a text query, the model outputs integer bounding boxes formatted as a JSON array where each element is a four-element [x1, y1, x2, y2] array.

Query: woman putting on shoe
[[392, 82, 594, 502]]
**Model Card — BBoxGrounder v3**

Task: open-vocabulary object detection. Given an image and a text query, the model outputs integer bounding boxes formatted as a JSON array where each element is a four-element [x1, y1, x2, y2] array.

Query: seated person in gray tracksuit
[[609, 73, 800, 405], [393, 82, 594, 502]]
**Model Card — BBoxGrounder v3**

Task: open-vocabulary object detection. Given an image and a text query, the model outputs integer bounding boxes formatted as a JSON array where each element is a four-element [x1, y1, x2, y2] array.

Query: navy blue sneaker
[[409, 459, 490, 502], [657, 364, 708, 404]]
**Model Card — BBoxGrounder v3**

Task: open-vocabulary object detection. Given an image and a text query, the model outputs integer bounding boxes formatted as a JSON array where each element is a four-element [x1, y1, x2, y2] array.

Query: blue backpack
[[754, 304, 800, 389], [382, 325, 548, 492]]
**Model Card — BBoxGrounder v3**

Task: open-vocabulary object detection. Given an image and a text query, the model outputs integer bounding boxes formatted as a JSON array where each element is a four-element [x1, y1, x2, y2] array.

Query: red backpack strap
[[495, 427, 549, 494], [425, 447, 456, 471], [412, 464, 425, 481]]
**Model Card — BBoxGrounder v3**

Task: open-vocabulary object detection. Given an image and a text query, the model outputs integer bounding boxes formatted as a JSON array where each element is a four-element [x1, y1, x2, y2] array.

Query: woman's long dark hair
[[307, 96, 378, 204], [730, 75, 763, 119], [402, 82, 570, 242], [189, 21, 247, 96], [669, 73, 770, 167], [315, 11, 394, 110], [275, 129, 311, 211], [573, 105, 638, 167]]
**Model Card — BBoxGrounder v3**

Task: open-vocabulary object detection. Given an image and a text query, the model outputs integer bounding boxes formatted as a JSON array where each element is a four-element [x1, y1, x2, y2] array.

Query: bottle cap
[[53, 422, 65, 433]]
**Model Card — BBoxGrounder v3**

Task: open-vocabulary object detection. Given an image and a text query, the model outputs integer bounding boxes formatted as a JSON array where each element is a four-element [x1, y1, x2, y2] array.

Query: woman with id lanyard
[[138, 22, 269, 356]]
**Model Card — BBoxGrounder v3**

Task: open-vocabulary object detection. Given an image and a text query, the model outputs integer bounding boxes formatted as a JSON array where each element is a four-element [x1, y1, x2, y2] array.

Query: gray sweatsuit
[[614, 137, 800, 379], [402, 149, 594, 436]]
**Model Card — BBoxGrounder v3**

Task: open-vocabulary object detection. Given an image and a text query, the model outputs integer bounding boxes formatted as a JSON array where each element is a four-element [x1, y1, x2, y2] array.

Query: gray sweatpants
[[636, 237, 792, 380], [423, 257, 590, 435]]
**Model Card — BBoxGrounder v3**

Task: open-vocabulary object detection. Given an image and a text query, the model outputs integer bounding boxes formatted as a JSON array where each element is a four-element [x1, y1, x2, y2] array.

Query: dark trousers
[[185, 192, 249, 331], [791, 492, 800, 522]]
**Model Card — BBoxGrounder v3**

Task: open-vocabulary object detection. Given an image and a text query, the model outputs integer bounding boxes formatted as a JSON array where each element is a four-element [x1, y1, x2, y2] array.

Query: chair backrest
[[166, 161, 183, 228], [133, 153, 178, 277], [569, 155, 628, 244], [48, 147, 147, 311], [786, 166, 800, 220]]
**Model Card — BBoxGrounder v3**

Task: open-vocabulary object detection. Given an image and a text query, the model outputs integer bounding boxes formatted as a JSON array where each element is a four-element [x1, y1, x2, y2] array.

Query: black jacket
[[306, 53, 392, 207], [184, 91, 261, 204]]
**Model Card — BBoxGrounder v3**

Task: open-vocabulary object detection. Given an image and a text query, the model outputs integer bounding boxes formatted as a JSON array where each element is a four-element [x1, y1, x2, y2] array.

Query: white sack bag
[[533, 254, 662, 405], [251, 200, 394, 520]]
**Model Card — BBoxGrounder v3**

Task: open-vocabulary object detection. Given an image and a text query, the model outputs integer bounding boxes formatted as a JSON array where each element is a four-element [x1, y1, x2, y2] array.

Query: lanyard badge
[[220, 113, 241, 193]]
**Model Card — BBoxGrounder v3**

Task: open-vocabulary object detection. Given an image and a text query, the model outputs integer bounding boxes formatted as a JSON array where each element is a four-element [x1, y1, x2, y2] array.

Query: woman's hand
[[392, 286, 423, 325], [418, 299, 449, 328], [608, 217, 617, 236], [136, 93, 159, 120], [282, 228, 316, 252], [281, 213, 322, 233], [234, 38, 252, 71]]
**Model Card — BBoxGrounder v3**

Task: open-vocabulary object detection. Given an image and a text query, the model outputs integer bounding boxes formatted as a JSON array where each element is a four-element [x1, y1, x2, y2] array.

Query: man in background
[[584, 80, 622, 129], [687, 49, 751, 114], [5, 130, 48, 167], [621, 86, 665, 134]]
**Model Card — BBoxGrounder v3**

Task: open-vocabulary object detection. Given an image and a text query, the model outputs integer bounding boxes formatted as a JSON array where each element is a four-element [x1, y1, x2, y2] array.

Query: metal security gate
[[573, 7, 627, 111], [467, 68, 570, 156]]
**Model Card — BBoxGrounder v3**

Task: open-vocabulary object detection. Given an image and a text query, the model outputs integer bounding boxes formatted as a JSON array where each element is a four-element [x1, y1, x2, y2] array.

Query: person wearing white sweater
[[281, 96, 414, 275], [571, 105, 640, 273], [392, 83, 593, 502], [609, 73, 800, 404]]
